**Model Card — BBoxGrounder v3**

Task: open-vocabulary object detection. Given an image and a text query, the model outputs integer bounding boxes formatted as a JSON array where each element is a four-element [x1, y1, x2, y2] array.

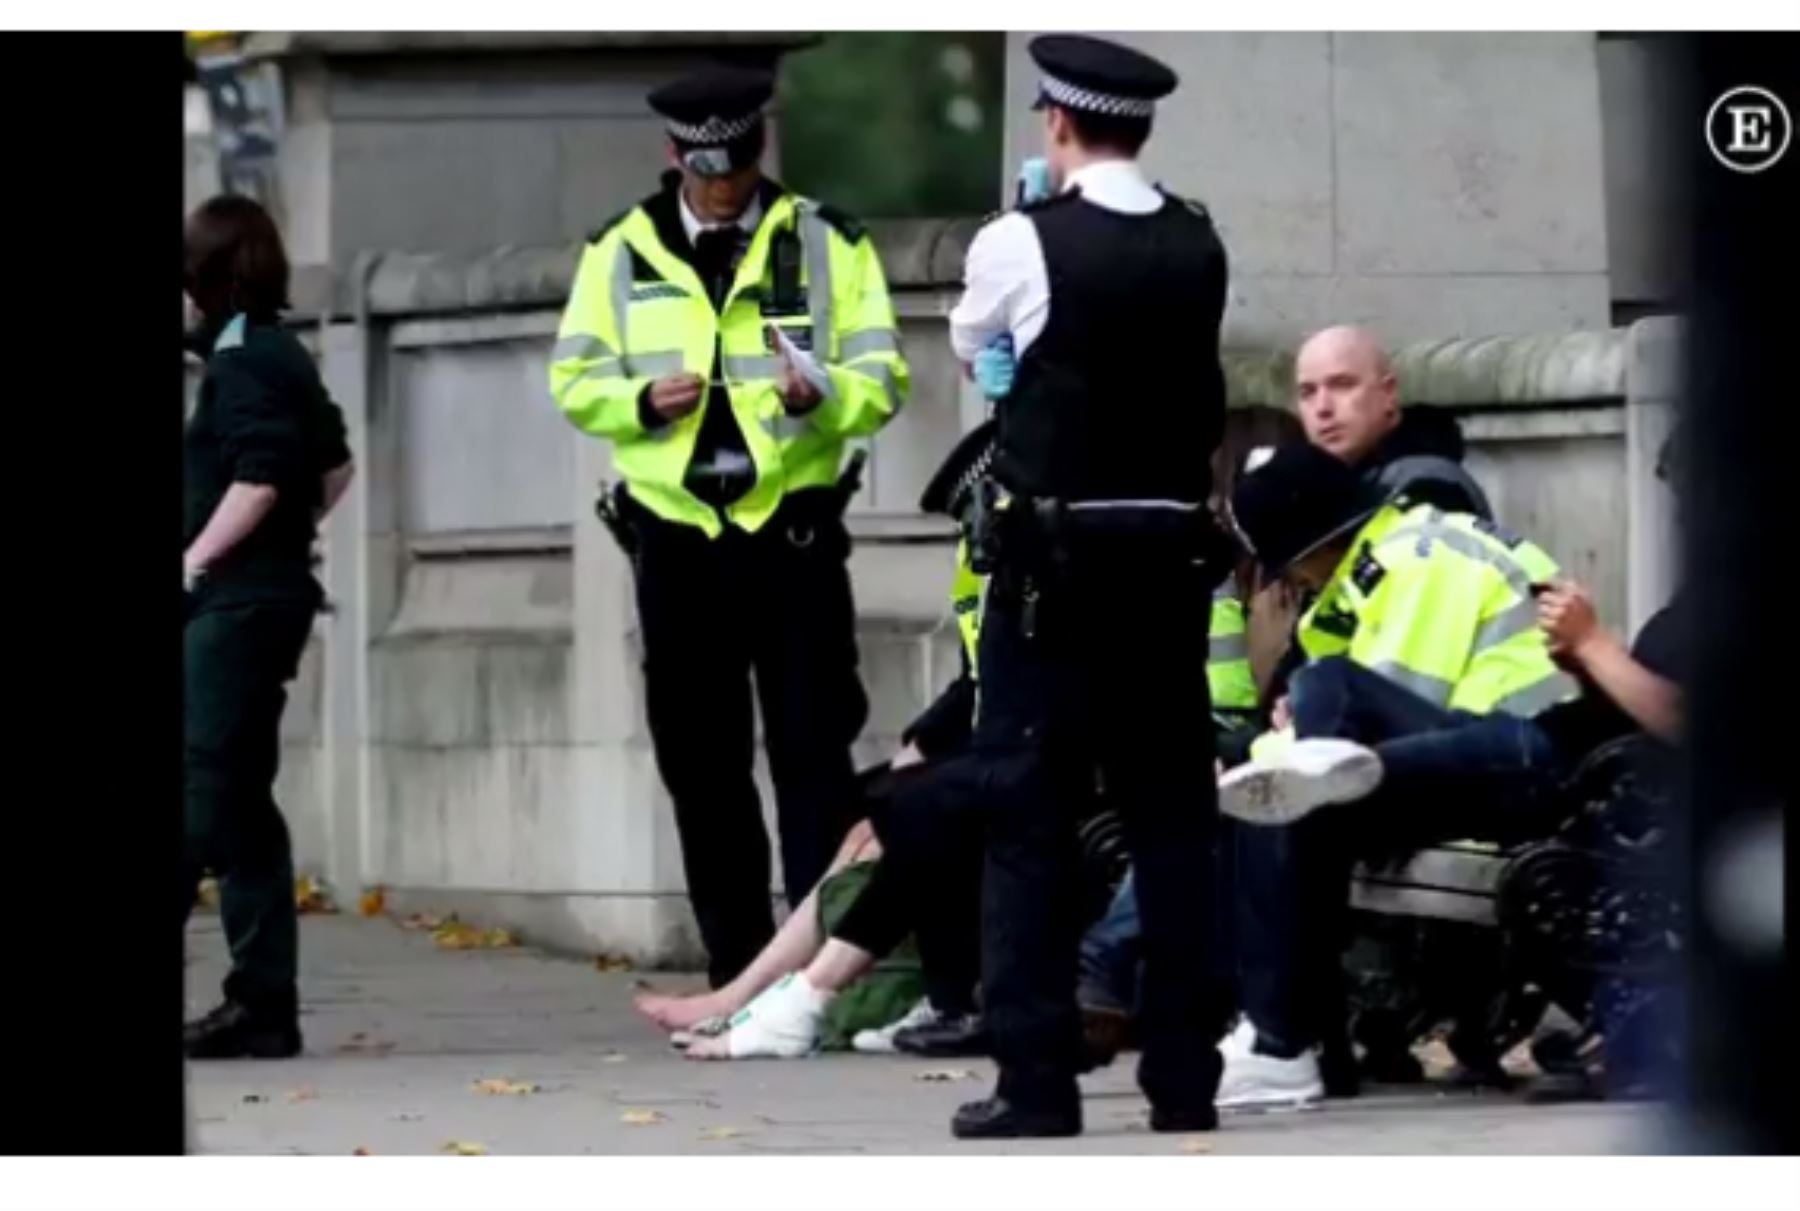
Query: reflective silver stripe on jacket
[[1491, 672, 1581, 718], [552, 334, 617, 364], [798, 204, 835, 356], [611, 241, 634, 375], [839, 328, 899, 361], [1209, 633, 1250, 664], [1366, 659, 1456, 708]]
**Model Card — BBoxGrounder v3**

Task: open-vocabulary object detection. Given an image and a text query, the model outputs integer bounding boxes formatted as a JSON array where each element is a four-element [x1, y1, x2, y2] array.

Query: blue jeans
[[1078, 870, 1142, 1014], [1238, 656, 1563, 1053]]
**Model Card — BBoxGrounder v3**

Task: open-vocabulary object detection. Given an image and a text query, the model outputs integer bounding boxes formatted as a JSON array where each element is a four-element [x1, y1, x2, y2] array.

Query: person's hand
[[1014, 157, 1052, 207], [646, 372, 705, 422], [890, 741, 925, 770], [1270, 695, 1293, 731], [777, 355, 824, 414], [1537, 579, 1606, 665], [183, 552, 206, 594], [973, 335, 1016, 401], [1247, 577, 1300, 682]]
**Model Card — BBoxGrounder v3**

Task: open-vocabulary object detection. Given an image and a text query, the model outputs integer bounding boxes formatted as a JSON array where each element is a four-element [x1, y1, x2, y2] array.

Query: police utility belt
[[968, 481, 1228, 578]]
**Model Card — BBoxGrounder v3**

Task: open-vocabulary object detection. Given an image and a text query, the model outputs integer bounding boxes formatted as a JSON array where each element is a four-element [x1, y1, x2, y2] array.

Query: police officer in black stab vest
[[945, 35, 1233, 1138]]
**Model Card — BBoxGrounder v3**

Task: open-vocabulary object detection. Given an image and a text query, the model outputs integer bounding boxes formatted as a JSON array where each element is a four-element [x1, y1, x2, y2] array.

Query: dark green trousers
[[182, 599, 315, 1014]]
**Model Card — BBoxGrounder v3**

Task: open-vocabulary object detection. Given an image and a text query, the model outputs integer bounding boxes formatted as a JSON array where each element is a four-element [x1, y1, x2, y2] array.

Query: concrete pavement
[[186, 912, 1658, 1156]]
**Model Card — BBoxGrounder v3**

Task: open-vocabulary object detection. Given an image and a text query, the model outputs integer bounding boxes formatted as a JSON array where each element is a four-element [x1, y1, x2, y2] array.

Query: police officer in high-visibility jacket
[[550, 68, 908, 988], [1212, 440, 1578, 1109]]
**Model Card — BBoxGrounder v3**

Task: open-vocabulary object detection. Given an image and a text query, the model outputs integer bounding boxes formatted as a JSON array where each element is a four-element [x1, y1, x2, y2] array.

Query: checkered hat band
[[666, 112, 762, 145], [1039, 74, 1155, 119]]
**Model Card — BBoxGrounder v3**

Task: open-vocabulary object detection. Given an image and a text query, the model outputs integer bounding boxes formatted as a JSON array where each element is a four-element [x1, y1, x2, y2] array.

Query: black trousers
[[848, 753, 991, 1016], [976, 556, 1229, 1112], [181, 599, 316, 1014], [629, 491, 869, 987]]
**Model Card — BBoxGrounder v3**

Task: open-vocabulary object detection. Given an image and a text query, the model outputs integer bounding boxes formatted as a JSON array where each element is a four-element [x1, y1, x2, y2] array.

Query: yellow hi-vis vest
[[1298, 502, 1579, 718], [549, 191, 909, 538], [950, 539, 986, 674], [1208, 575, 1257, 713]]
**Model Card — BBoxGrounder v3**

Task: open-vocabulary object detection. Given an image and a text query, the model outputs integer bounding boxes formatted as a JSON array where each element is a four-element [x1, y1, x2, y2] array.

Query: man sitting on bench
[[1211, 441, 1580, 1108]]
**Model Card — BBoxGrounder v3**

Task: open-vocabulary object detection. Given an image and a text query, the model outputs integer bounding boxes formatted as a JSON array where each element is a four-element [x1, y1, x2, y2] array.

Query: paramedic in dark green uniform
[[182, 195, 354, 1060]]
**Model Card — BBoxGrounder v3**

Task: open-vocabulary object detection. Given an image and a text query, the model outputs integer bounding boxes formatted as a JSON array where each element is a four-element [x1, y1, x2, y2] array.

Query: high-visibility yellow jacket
[[1209, 574, 1257, 713], [1298, 502, 1578, 717], [550, 184, 908, 538]]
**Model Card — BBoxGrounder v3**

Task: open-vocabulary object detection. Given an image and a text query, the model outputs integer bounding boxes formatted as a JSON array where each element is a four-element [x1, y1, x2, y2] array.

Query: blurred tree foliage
[[778, 32, 1004, 218]]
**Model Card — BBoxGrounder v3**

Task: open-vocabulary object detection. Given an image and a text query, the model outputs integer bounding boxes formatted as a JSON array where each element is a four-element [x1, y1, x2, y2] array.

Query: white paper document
[[767, 323, 835, 401]]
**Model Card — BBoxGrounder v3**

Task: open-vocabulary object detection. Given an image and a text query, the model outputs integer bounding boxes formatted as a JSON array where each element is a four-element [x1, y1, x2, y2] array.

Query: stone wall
[[1002, 32, 1612, 344]]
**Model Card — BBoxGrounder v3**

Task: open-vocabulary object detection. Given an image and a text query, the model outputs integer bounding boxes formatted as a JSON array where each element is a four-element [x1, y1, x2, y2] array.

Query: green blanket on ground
[[814, 860, 926, 1050]]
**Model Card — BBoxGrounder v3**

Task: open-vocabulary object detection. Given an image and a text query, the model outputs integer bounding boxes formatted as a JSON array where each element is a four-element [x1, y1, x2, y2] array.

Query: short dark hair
[[1064, 107, 1152, 156], [184, 193, 291, 320]]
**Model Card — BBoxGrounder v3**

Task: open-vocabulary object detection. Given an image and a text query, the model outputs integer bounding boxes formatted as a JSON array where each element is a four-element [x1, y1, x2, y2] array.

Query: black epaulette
[[1471, 516, 1526, 550], [812, 202, 867, 244], [1352, 546, 1387, 595], [585, 206, 633, 246], [1156, 187, 1212, 223]]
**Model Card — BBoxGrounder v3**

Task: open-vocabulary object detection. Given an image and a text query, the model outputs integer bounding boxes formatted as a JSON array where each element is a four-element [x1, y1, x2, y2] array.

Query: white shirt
[[949, 159, 1165, 362], [679, 187, 764, 247]]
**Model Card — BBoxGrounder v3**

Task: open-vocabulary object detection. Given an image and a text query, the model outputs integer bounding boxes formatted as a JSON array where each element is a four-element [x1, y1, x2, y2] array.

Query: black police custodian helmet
[[919, 419, 998, 524], [647, 67, 773, 178], [1027, 35, 1178, 119], [1229, 442, 1385, 580]]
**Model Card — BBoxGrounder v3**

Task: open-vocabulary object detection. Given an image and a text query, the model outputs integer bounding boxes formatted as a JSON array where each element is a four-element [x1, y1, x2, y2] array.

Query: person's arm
[[1539, 581, 1683, 744], [801, 228, 911, 438], [317, 459, 355, 520], [186, 483, 278, 584], [550, 230, 675, 441], [948, 213, 1045, 368], [187, 355, 305, 584], [900, 668, 976, 761], [1247, 576, 1301, 700]]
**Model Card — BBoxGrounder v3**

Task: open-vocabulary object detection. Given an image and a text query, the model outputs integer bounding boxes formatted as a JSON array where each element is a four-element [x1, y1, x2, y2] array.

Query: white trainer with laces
[[1218, 738, 1384, 826], [851, 997, 937, 1055]]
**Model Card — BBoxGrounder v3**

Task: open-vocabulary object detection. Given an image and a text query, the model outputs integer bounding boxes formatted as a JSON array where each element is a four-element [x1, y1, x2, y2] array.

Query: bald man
[[1294, 326, 1490, 520]]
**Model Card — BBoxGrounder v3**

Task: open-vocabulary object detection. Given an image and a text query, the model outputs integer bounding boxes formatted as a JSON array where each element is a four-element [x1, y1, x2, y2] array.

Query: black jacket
[[1361, 407, 1492, 520], [184, 316, 350, 612]]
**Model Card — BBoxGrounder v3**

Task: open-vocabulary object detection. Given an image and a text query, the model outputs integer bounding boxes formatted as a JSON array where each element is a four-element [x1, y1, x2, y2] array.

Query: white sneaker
[[1218, 739, 1384, 826], [687, 973, 826, 1061], [1218, 1016, 1258, 1061], [1216, 1043, 1326, 1110], [851, 997, 937, 1055]]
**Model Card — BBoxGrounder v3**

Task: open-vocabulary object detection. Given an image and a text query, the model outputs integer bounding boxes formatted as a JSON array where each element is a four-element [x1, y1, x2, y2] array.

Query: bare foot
[[633, 988, 730, 1032]]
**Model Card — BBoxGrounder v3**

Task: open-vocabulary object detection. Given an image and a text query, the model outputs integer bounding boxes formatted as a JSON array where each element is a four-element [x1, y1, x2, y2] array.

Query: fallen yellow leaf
[[285, 1086, 319, 1103], [472, 1078, 540, 1096], [359, 887, 386, 917], [294, 874, 336, 915], [352, 1147, 372, 1156], [620, 1110, 665, 1126], [196, 877, 220, 910], [699, 1126, 745, 1141], [913, 1068, 978, 1082], [400, 912, 443, 932], [441, 1140, 488, 1156], [1179, 1137, 1213, 1154], [430, 919, 519, 951], [594, 953, 634, 973]]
